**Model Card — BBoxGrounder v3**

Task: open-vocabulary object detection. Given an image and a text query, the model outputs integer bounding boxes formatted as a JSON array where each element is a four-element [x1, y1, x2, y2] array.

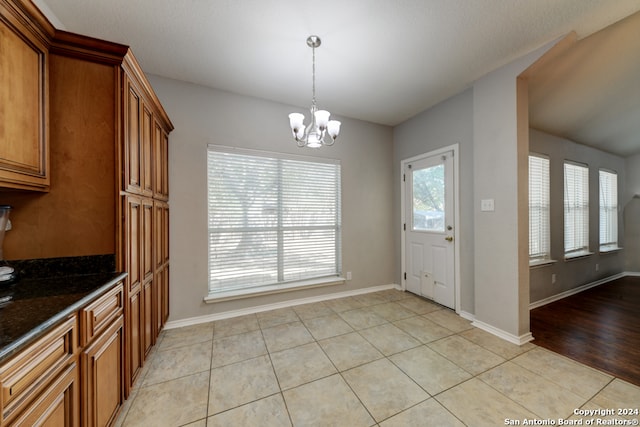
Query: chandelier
[[288, 35, 341, 148]]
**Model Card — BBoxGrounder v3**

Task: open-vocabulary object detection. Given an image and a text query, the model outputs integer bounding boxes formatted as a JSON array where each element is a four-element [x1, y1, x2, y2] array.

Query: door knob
[[445, 236, 453, 242]]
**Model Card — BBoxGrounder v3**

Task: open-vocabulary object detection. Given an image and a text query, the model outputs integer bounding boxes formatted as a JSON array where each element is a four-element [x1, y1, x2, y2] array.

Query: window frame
[[528, 153, 552, 266], [563, 160, 591, 259], [205, 145, 343, 302], [599, 169, 619, 252]]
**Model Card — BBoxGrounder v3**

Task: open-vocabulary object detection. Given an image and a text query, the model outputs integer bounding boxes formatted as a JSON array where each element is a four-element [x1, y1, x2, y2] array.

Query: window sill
[[529, 259, 558, 268], [204, 276, 346, 303], [564, 251, 595, 261], [600, 246, 623, 254]]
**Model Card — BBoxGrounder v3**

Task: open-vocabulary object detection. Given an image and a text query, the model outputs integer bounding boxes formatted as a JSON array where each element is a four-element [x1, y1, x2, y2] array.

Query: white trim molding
[[458, 310, 475, 322], [529, 272, 629, 310], [471, 319, 534, 346], [166, 284, 399, 330]]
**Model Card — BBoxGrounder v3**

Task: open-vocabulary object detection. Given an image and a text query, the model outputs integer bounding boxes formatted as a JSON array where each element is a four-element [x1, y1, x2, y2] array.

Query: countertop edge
[[0, 272, 128, 364]]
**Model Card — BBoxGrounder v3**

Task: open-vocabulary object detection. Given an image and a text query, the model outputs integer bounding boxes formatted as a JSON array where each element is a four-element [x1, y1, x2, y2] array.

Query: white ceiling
[[528, 10, 640, 157], [38, 0, 640, 154]]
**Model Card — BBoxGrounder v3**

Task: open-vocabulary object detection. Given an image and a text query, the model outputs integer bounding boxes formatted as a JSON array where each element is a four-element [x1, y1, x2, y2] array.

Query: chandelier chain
[[311, 43, 316, 107]]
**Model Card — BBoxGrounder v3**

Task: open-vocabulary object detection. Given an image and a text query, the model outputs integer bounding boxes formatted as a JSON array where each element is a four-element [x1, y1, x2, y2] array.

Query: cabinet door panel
[[153, 201, 163, 271], [124, 79, 141, 193], [142, 106, 153, 196], [152, 119, 169, 200], [162, 204, 169, 264], [0, 6, 49, 190], [81, 316, 124, 427], [162, 131, 169, 196], [162, 265, 169, 326], [142, 280, 153, 356], [152, 269, 163, 338], [126, 290, 142, 394], [142, 199, 153, 281], [125, 196, 142, 293]]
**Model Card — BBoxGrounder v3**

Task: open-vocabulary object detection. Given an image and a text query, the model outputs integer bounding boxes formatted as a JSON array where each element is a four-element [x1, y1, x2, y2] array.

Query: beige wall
[[624, 154, 640, 271], [147, 75, 395, 322], [2, 56, 116, 260], [393, 89, 475, 315]]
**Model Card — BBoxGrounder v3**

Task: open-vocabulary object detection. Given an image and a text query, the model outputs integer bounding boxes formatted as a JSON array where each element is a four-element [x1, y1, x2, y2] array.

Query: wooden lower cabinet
[[126, 287, 143, 394], [0, 281, 128, 427], [161, 265, 169, 328], [80, 316, 124, 427], [142, 279, 153, 357], [9, 363, 79, 427], [0, 316, 78, 427], [123, 194, 168, 395]]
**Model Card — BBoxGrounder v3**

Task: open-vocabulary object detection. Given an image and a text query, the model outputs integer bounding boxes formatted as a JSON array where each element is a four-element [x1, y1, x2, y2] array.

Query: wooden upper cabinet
[[124, 77, 142, 194], [142, 106, 154, 196], [0, 0, 49, 191], [123, 71, 171, 198], [153, 120, 169, 200]]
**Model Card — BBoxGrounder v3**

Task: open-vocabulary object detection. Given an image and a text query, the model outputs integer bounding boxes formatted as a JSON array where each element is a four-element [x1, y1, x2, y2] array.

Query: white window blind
[[529, 154, 550, 263], [599, 169, 618, 250], [564, 162, 589, 256], [207, 146, 341, 295]]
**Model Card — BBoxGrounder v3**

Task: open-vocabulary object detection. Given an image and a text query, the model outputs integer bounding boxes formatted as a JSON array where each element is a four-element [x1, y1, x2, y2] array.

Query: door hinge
[[403, 223, 406, 231], [404, 272, 407, 280], [403, 174, 405, 182]]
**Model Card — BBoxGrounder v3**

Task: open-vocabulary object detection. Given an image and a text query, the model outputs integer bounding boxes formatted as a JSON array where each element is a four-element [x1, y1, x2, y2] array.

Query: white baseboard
[[165, 283, 399, 330], [528, 272, 635, 310], [458, 310, 475, 322], [471, 319, 534, 346]]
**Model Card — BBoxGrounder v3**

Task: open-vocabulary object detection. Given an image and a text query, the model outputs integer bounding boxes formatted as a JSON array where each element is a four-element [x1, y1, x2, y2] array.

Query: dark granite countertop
[[0, 271, 127, 364]]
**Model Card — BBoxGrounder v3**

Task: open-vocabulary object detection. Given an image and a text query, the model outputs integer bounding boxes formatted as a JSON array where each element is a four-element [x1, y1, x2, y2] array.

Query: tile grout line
[[120, 291, 637, 426]]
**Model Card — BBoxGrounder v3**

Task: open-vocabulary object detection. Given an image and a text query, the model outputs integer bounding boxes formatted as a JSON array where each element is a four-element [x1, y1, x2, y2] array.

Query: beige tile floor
[[116, 289, 640, 427]]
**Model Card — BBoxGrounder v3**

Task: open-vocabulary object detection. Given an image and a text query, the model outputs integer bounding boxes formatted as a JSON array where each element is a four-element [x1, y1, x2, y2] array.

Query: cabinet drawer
[[79, 282, 124, 347], [9, 362, 79, 427], [0, 316, 76, 423]]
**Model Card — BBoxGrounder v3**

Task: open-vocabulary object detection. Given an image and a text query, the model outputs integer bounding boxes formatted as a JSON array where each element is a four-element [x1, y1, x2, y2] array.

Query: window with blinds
[[564, 162, 589, 257], [529, 154, 550, 264], [207, 146, 341, 296], [599, 169, 618, 250]]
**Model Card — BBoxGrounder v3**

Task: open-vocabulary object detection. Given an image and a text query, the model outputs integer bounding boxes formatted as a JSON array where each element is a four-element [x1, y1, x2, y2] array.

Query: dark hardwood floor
[[530, 276, 640, 386]]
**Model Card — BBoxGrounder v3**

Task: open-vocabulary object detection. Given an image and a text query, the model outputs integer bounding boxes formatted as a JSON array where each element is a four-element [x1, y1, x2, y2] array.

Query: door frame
[[400, 143, 461, 313]]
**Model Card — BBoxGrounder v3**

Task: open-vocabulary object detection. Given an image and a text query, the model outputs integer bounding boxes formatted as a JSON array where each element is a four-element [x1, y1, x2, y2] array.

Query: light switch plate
[[480, 199, 495, 211]]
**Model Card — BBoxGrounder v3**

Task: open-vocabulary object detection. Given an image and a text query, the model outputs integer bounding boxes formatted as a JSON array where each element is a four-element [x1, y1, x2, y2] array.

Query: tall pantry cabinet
[[49, 44, 173, 396], [48, 43, 173, 397], [120, 57, 173, 394], [36, 4, 172, 400]]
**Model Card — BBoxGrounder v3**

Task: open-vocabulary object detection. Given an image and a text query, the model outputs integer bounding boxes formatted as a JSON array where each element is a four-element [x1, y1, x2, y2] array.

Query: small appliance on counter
[[0, 205, 17, 286]]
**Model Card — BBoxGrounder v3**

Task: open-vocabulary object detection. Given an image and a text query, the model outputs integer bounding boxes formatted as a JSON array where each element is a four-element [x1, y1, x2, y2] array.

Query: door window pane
[[412, 164, 445, 232]]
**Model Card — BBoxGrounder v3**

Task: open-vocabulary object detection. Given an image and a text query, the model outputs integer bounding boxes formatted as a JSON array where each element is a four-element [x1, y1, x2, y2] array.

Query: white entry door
[[404, 151, 455, 309]]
